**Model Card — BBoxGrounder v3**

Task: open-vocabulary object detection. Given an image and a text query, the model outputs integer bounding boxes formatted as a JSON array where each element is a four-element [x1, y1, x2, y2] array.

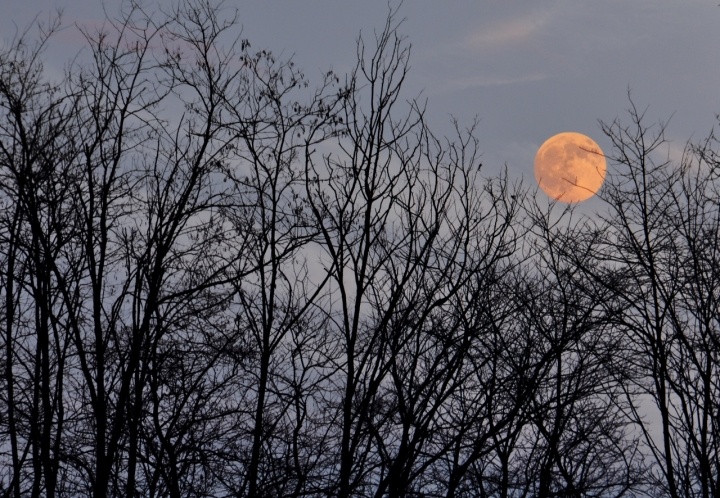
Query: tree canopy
[[0, 2, 718, 497]]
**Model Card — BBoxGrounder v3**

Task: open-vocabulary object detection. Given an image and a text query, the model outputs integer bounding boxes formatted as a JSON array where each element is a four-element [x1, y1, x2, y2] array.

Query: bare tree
[[507, 203, 649, 498], [566, 100, 720, 497], [0, 17, 85, 497], [303, 11, 526, 497], [6, 3, 718, 498]]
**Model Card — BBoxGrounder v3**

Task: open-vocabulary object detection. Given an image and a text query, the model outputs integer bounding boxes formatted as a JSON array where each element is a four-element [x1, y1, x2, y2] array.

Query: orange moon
[[534, 132, 606, 203]]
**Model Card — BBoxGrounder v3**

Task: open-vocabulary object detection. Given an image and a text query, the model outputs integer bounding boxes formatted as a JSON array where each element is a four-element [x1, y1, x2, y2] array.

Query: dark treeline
[[0, 2, 718, 497]]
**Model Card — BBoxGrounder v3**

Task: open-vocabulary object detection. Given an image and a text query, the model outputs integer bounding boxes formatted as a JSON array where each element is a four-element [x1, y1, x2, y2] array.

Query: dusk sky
[[4, 1, 720, 204], [2, 4, 719, 494]]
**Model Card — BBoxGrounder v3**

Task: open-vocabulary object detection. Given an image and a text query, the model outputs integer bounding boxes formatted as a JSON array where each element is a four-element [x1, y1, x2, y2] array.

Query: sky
[[3, 0, 720, 205]]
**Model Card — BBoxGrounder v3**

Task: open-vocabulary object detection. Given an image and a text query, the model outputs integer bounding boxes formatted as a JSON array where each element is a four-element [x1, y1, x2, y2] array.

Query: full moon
[[534, 132, 606, 203]]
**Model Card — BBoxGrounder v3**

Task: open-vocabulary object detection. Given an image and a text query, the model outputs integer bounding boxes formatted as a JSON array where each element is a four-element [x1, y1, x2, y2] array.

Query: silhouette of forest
[[0, 2, 718, 497]]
